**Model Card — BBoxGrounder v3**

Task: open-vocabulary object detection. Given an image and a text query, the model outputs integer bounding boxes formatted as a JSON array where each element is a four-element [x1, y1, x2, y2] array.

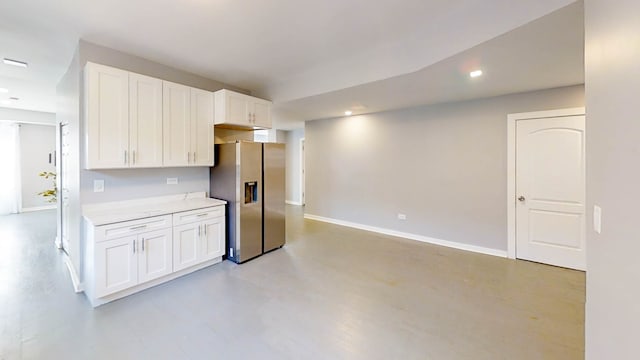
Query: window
[[253, 129, 270, 143]]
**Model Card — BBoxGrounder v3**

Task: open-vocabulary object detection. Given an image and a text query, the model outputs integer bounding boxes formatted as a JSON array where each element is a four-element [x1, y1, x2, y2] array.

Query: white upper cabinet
[[163, 82, 215, 167], [163, 81, 191, 167], [129, 73, 163, 168], [85, 62, 130, 169], [85, 62, 215, 169], [190, 88, 215, 166], [214, 89, 272, 129]]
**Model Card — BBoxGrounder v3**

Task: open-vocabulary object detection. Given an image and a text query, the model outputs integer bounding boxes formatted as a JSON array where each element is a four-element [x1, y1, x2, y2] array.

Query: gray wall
[[585, 0, 640, 358], [286, 128, 305, 204], [305, 85, 584, 252], [80, 168, 210, 203], [19, 124, 56, 209]]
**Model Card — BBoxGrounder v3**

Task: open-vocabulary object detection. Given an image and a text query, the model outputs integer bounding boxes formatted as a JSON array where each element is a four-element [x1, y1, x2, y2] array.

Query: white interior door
[[515, 115, 586, 270]]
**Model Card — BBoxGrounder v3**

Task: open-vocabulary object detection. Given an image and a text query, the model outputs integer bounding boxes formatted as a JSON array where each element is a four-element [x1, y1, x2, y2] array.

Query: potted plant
[[38, 171, 57, 203]]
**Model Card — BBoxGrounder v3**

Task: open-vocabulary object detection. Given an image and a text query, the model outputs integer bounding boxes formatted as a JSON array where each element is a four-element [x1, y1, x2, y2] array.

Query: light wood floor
[[0, 206, 584, 359]]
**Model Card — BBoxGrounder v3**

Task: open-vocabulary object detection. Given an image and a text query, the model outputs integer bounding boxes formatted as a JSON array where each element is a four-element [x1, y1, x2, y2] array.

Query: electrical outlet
[[594, 205, 602, 234], [167, 178, 178, 185], [93, 180, 104, 193], [397, 213, 407, 220]]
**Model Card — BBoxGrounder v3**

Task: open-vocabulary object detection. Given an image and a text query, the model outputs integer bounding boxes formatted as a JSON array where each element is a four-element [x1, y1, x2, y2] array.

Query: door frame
[[300, 137, 305, 206], [506, 107, 585, 259]]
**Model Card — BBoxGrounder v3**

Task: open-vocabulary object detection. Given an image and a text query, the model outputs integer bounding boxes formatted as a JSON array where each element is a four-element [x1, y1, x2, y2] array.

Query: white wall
[[305, 85, 584, 252], [285, 128, 305, 204], [19, 123, 56, 210], [0, 107, 56, 125], [585, 0, 640, 358], [57, 48, 82, 275]]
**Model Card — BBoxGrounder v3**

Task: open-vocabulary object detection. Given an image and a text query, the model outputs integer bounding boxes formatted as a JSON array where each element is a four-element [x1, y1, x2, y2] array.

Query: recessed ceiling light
[[0, 88, 7, 93], [3, 58, 28, 68], [344, 110, 353, 116], [470, 70, 483, 78]]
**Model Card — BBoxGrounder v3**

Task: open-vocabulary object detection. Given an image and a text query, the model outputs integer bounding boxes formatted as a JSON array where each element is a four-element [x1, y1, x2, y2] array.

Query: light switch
[[593, 205, 602, 234], [94, 179, 104, 193]]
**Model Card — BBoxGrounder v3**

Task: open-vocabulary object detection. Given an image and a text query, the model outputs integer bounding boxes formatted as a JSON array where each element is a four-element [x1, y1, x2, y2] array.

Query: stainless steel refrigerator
[[209, 141, 285, 263]]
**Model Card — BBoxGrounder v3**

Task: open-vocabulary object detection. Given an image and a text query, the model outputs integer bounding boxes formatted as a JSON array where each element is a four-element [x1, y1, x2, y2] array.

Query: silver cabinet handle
[[133, 239, 136, 254], [129, 225, 147, 231], [198, 225, 201, 237], [124, 150, 128, 164], [203, 224, 207, 237], [197, 213, 208, 217], [141, 238, 145, 252], [187, 152, 191, 163], [132, 150, 136, 165], [518, 196, 525, 202], [194, 152, 196, 162]]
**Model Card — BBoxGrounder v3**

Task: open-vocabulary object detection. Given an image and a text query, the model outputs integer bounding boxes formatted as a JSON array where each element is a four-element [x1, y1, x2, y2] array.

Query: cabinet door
[[163, 81, 191, 167], [130, 73, 163, 168], [251, 100, 272, 129], [226, 91, 251, 125], [95, 235, 138, 297], [86, 62, 129, 169], [173, 223, 200, 272], [200, 217, 225, 261], [190, 88, 214, 166], [138, 228, 173, 284]]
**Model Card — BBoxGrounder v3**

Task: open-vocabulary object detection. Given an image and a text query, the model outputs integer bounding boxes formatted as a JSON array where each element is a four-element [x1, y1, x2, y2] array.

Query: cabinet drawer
[[173, 206, 224, 226], [95, 215, 172, 242]]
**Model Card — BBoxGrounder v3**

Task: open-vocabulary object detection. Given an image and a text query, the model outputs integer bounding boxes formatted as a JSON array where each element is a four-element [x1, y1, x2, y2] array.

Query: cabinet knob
[[518, 196, 526, 202]]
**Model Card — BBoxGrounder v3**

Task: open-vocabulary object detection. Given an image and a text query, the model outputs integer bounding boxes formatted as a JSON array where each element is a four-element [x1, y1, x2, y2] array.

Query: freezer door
[[263, 143, 286, 252], [237, 142, 263, 262]]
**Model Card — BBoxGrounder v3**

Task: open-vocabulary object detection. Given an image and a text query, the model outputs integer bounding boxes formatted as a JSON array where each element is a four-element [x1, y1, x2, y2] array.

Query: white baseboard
[[303, 213, 508, 258], [63, 253, 83, 293], [20, 205, 57, 213], [286, 200, 303, 205]]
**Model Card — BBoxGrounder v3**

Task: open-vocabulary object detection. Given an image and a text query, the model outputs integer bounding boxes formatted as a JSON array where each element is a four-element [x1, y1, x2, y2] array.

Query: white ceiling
[[0, 0, 581, 126], [274, 1, 585, 128]]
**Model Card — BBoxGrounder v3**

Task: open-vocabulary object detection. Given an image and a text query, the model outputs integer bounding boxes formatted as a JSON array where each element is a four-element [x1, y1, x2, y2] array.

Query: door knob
[[518, 196, 525, 202]]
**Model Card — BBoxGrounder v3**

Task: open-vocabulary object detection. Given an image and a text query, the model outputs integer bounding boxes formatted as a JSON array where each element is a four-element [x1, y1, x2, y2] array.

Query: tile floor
[[0, 206, 585, 359]]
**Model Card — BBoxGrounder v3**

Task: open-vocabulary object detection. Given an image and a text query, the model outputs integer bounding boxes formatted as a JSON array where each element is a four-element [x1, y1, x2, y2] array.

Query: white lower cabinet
[[86, 204, 225, 306], [173, 208, 225, 272], [95, 235, 138, 297], [94, 222, 172, 298], [137, 228, 173, 284]]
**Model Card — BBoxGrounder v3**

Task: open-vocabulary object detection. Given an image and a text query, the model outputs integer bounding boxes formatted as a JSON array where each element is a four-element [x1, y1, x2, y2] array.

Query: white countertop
[[83, 193, 227, 226]]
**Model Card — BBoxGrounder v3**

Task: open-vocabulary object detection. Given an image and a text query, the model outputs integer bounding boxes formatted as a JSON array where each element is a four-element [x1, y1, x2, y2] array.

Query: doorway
[[300, 138, 305, 206], [507, 108, 586, 270], [0, 122, 20, 215]]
